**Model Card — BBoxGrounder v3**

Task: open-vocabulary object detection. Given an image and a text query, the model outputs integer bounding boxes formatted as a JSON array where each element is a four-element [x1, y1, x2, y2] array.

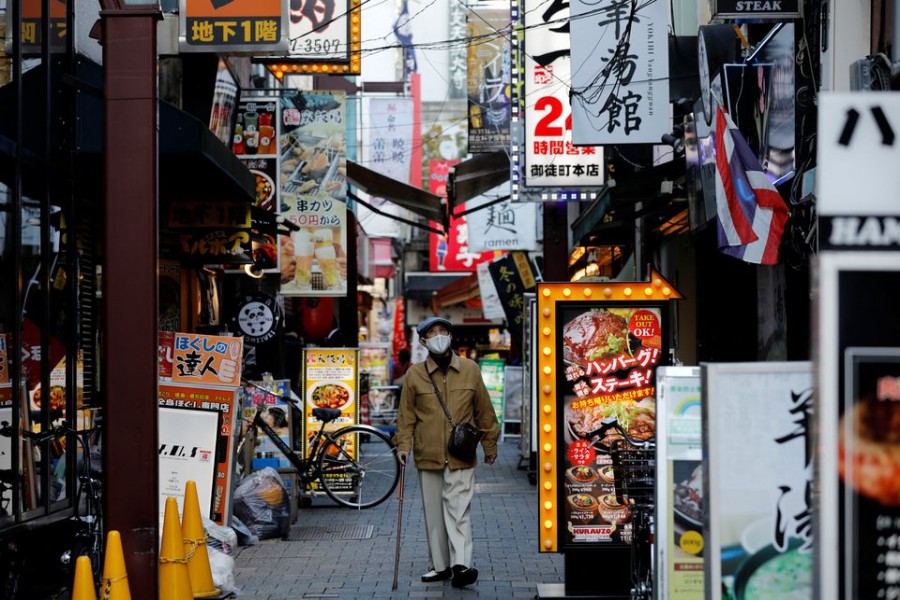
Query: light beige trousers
[[418, 466, 476, 571]]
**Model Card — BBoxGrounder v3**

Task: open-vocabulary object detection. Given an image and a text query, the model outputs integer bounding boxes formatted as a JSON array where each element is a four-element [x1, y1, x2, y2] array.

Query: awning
[[433, 272, 481, 308], [0, 54, 255, 203], [404, 272, 469, 302], [447, 150, 510, 213], [347, 161, 447, 230]]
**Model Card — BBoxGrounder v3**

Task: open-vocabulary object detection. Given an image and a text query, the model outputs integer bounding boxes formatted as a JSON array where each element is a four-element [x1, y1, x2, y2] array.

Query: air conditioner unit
[[850, 54, 893, 91]]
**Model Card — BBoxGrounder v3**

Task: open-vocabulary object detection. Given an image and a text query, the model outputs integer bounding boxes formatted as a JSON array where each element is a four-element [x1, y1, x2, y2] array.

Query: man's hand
[[484, 454, 497, 465], [397, 451, 409, 466]]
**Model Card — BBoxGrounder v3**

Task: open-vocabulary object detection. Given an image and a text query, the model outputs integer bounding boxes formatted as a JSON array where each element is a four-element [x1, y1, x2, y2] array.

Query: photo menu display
[[556, 303, 664, 547]]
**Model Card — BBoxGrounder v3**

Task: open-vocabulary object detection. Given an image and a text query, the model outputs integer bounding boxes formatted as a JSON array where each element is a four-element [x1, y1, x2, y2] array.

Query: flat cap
[[416, 316, 452, 337]]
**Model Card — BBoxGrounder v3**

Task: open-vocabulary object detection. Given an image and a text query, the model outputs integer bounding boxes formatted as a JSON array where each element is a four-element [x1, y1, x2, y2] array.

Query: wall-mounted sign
[[467, 196, 539, 252], [487, 252, 536, 334], [167, 201, 251, 230], [179, 230, 252, 265], [171, 333, 243, 387], [448, 0, 468, 99], [520, 0, 605, 188], [262, 0, 361, 76], [536, 272, 681, 553], [233, 292, 280, 345], [569, 0, 670, 145], [179, 0, 289, 53], [10, 0, 66, 55], [703, 362, 814, 600], [713, 0, 801, 19]]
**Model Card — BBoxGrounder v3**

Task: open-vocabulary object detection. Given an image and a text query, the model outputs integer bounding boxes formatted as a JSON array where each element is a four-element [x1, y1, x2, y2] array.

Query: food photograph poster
[[558, 304, 663, 547], [279, 90, 348, 298], [702, 362, 814, 600], [302, 349, 359, 493]]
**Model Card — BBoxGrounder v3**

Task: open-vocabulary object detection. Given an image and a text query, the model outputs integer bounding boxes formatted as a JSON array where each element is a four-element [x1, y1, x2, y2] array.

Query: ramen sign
[[536, 272, 681, 553]]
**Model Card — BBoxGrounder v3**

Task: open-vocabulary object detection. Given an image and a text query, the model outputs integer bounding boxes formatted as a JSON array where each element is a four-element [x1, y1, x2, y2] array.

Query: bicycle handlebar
[[585, 417, 655, 449]]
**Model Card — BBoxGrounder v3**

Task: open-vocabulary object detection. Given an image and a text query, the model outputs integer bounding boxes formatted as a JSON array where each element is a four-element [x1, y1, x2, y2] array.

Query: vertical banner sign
[[158, 383, 241, 526], [655, 367, 704, 600], [703, 362, 814, 600], [279, 91, 349, 297], [480, 358, 507, 427], [235, 98, 281, 212], [209, 61, 239, 146], [14, 0, 67, 55], [429, 159, 499, 272], [477, 262, 506, 320], [523, 0, 604, 187], [362, 97, 414, 184], [179, 0, 288, 53], [467, 4, 512, 153], [302, 349, 359, 492], [171, 333, 243, 387], [569, 0, 670, 145], [536, 276, 680, 553], [448, 0, 469, 99], [487, 252, 536, 335]]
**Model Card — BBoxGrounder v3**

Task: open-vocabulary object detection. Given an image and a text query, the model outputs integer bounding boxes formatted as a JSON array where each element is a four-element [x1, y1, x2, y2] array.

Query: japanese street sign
[[12, 0, 67, 55], [569, 0, 670, 145], [521, 0, 605, 187], [179, 0, 289, 54], [487, 251, 536, 334], [362, 97, 414, 185], [171, 333, 243, 387], [448, 0, 468, 98], [467, 195, 539, 252]]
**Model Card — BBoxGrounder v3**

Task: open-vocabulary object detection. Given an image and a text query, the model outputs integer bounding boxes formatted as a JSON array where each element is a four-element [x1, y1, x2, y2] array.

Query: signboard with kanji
[[179, 0, 289, 54], [9, 0, 67, 55], [171, 333, 243, 387]]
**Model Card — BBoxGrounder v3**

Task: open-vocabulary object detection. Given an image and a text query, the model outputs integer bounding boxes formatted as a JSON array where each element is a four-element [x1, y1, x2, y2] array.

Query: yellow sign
[[179, 0, 288, 53]]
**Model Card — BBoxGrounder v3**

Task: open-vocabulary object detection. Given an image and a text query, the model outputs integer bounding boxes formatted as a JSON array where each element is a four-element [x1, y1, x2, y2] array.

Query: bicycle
[[241, 381, 401, 510], [587, 417, 656, 600]]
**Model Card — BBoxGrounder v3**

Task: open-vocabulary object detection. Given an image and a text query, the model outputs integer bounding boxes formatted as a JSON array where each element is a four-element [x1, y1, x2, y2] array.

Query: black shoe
[[421, 567, 452, 582], [451, 565, 478, 588]]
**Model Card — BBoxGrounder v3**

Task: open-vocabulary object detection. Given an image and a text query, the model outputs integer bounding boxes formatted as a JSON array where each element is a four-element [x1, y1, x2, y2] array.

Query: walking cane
[[392, 462, 406, 591]]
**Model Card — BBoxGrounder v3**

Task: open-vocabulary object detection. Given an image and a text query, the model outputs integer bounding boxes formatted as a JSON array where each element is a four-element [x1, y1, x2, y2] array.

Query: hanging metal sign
[[712, 0, 801, 19]]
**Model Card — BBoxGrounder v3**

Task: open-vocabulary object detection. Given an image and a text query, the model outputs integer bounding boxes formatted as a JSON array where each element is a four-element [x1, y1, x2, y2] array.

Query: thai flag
[[714, 106, 789, 265]]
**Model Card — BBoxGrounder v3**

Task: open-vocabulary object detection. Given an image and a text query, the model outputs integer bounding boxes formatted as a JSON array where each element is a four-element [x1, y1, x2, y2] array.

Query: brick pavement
[[233, 439, 564, 599]]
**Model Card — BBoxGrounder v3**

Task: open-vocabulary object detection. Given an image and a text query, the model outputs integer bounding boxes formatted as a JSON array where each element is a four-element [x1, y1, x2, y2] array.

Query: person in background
[[394, 316, 499, 589], [392, 347, 412, 386]]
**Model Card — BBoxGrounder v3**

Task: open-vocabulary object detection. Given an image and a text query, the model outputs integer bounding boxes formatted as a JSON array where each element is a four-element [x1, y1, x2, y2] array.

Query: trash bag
[[230, 515, 259, 547], [203, 517, 238, 555], [207, 546, 238, 594], [232, 467, 290, 540]]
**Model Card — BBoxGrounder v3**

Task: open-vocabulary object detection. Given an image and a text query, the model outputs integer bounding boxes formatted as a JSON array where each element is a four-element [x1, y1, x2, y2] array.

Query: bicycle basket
[[610, 443, 656, 508]]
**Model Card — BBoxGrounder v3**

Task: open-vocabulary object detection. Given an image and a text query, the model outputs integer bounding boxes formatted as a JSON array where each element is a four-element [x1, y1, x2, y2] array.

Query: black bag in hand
[[429, 372, 484, 462], [448, 422, 484, 462]]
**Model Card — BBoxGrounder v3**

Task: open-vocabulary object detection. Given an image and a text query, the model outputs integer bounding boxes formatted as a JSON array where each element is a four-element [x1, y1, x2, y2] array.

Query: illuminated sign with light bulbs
[[536, 270, 681, 552]]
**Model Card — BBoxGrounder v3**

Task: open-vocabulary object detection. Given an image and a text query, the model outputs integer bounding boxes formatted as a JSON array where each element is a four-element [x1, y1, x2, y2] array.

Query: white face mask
[[424, 334, 451, 355]]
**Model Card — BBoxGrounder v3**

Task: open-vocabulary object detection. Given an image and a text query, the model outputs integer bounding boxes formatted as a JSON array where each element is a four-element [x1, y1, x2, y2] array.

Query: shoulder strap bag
[[428, 371, 484, 462]]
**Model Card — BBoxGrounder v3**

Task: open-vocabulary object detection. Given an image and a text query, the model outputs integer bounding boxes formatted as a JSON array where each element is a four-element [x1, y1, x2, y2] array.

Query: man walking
[[394, 316, 500, 588]]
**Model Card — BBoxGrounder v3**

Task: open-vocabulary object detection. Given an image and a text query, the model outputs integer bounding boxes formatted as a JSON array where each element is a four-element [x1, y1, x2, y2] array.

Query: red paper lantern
[[301, 297, 335, 342]]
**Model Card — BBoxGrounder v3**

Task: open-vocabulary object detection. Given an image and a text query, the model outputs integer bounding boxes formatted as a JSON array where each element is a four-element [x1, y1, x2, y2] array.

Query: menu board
[[158, 382, 240, 526], [703, 362, 814, 600], [558, 304, 663, 547], [302, 349, 359, 493], [656, 367, 704, 599]]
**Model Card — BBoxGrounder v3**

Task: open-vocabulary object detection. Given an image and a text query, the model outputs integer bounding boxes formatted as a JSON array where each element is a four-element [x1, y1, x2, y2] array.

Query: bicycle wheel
[[316, 426, 400, 509]]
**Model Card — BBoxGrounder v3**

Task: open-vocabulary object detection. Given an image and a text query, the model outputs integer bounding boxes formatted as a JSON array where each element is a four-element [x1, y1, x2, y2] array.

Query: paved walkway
[[233, 439, 564, 599]]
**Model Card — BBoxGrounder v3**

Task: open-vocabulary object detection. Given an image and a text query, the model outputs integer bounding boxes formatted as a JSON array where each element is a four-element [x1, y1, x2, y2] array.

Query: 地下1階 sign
[[179, 0, 288, 53], [12, 0, 66, 55], [712, 0, 801, 18]]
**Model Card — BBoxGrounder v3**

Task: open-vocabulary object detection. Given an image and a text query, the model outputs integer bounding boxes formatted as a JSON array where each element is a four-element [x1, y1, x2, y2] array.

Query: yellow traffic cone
[[101, 530, 132, 600], [71, 555, 97, 600], [160, 496, 193, 600], [181, 481, 221, 598]]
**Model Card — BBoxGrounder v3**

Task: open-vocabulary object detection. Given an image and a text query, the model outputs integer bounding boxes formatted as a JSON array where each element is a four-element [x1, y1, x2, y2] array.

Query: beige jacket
[[394, 352, 500, 470]]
